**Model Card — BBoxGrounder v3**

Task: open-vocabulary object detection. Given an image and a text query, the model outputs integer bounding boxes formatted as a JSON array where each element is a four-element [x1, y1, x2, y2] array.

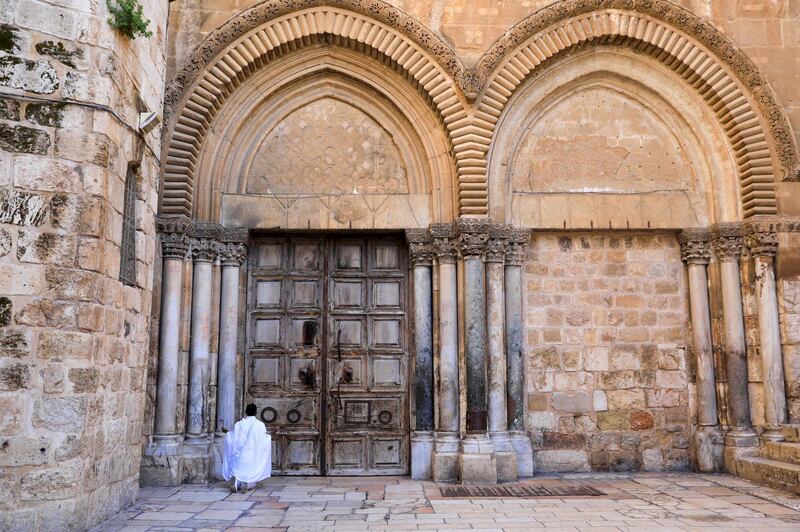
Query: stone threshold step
[[765, 442, 800, 466], [735, 455, 800, 495]]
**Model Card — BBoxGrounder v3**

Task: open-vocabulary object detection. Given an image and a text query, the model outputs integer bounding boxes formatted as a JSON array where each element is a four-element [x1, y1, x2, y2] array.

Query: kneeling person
[[222, 403, 272, 492]]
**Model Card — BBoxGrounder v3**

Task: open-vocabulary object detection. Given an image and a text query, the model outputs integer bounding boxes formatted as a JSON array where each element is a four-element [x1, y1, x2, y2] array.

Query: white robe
[[222, 416, 272, 484]]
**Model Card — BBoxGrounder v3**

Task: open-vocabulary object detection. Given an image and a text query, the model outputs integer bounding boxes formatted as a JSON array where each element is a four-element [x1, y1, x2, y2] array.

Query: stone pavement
[[94, 473, 800, 531]]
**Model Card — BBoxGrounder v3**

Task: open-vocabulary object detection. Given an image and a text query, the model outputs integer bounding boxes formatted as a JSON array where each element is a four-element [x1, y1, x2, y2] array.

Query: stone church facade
[[1, 0, 800, 529]]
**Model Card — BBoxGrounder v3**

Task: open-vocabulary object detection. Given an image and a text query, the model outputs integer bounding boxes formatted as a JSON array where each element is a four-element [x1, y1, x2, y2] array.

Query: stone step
[[764, 442, 800, 465], [735, 455, 800, 495], [782, 424, 800, 443]]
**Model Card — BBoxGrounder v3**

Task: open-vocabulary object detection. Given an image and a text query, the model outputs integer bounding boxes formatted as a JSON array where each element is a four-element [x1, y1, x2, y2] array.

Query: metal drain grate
[[440, 484, 604, 498]]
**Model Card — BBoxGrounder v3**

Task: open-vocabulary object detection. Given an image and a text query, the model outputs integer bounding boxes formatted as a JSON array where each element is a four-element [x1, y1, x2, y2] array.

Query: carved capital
[[486, 223, 511, 263], [743, 216, 780, 258], [189, 221, 224, 241], [157, 215, 191, 259], [679, 229, 711, 265], [430, 223, 458, 264], [710, 223, 743, 262], [220, 242, 247, 267], [406, 229, 434, 266], [190, 238, 219, 263], [457, 218, 490, 259], [505, 228, 531, 266]]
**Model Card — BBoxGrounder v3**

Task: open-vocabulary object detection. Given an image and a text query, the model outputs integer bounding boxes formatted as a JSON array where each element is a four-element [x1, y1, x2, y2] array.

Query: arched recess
[[489, 48, 737, 227], [474, 1, 799, 220], [161, 1, 474, 219], [196, 47, 455, 227]]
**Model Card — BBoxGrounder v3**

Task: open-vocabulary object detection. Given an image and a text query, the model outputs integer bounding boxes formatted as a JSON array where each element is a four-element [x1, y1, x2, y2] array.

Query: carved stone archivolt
[[476, 0, 798, 188], [679, 229, 712, 265]]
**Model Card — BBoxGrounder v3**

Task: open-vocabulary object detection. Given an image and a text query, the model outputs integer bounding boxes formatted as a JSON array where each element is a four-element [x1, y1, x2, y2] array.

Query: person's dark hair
[[245, 403, 258, 417]]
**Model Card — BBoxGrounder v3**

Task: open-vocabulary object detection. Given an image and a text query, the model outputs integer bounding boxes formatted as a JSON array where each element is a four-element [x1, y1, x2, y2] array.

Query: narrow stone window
[[119, 164, 137, 286]]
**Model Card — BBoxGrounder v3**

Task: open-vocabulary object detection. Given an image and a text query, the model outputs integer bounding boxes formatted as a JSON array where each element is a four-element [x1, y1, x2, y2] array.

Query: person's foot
[[231, 479, 240, 493]]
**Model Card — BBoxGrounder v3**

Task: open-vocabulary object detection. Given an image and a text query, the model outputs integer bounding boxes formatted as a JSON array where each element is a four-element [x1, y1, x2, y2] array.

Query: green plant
[[107, 0, 153, 40]]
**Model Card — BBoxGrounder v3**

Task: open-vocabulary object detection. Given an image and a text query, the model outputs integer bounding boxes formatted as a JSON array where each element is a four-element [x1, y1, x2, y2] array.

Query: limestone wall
[[524, 232, 691, 472], [0, 0, 167, 529]]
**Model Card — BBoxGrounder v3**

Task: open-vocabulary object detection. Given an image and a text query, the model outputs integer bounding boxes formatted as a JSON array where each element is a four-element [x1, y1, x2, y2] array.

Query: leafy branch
[[107, 0, 153, 40]]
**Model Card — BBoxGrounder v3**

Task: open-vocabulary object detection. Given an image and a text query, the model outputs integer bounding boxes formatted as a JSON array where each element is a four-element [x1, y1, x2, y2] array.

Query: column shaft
[[687, 262, 718, 426], [756, 256, 787, 432], [486, 260, 506, 434], [413, 265, 434, 430], [155, 256, 184, 436], [187, 257, 214, 437], [505, 230, 528, 432], [438, 260, 459, 433], [216, 264, 240, 432], [464, 256, 487, 431]]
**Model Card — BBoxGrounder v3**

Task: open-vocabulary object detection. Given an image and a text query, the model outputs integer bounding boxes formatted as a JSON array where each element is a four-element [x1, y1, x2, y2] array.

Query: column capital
[[189, 222, 223, 263], [457, 218, 490, 259], [679, 228, 711, 265], [505, 228, 530, 266], [406, 228, 435, 266], [743, 217, 779, 258], [486, 223, 511, 263], [430, 223, 458, 264], [220, 227, 249, 267], [710, 223, 743, 262], [156, 215, 191, 259]]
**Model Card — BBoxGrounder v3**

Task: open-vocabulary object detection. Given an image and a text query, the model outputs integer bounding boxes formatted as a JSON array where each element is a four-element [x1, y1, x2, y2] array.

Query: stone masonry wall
[[0, 0, 167, 529], [524, 232, 691, 472]]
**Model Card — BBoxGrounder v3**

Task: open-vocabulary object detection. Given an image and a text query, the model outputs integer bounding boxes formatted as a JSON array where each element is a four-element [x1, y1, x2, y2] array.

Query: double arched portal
[[145, 0, 799, 485]]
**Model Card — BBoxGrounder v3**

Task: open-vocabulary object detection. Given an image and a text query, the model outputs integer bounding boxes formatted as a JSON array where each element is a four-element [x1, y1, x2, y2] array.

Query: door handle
[[298, 366, 315, 387]]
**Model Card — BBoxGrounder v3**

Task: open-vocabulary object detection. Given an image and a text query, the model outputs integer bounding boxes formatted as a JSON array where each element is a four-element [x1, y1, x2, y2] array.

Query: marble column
[[711, 224, 757, 447], [216, 231, 248, 433], [407, 229, 435, 480], [486, 223, 516, 481], [745, 224, 786, 441], [430, 223, 460, 481], [152, 216, 191, 449], [185, 223, 222, 452], [505, 229, 533, 477], [458, 218, 496, 484], [679, 229, 722, 472]]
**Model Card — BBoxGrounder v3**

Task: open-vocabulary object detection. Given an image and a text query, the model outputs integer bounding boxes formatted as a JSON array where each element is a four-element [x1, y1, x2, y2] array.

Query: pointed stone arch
[[161, 0, 475, 217], [468, 0, 799, 219]]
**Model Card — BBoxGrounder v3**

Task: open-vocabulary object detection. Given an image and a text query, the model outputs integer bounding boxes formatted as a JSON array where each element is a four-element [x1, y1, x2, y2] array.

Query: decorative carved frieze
[[710, 223, 743, 262], [430, 223, 458, 264], [457, 218, 490, 259], [486, 223, 511, 263], [679, 229, 711, 265], [406, 228, 434, 267], [505, 229, 531, 266], [157, 215, 191, 259]]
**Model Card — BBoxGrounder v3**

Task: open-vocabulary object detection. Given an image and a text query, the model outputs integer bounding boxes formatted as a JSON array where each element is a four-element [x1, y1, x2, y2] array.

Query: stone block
[[551, 390, 591, 413], [630, 411, 654, 430], [0, 395, 24, 434], [0, 361, 32, 390], [593, 390, 608, 411], [0, 55, 58, 94], [534, 450, 590, 472], [49, 194, 103, 235], [584, 347, 609, 371], [45, 267, 99, 302], [642, 448, 665, 471], [0, 96, 20, 120], [607, 389, 645, 409], [460, 452, 497, 484], [13, 155, 83, 193], [656, 370, 687, 388], [54, 131, 112, 166], [0, 189, 47, 227], [32, 395, 86, 432], [20, 459, 82, 501], [0, 329, 31, 358], [68, 367, 98, 392], [0, 229, 10, 257], [17, 230, 76, 265], [598, 411, 629, 430], [0, 435, 51, 466], [432, 451, 459, 483], [38, 329, 92, 359]]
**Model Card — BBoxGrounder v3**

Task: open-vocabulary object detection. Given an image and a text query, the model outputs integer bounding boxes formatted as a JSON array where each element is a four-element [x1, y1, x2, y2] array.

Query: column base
[[182, 437, 211, 483], [411, 431, 435, 480], [509, 431, 534, 477], [723, 441, 759, 475], [762, 426, 786, 442], [490, 432, 517, 482], [724, 427, 759, 448], [691, 425, 723, 473], [211, 434, 226, 481], [460, 433, 497, 484], [432, 432, 460, 482], [140, 434, 184, 487]]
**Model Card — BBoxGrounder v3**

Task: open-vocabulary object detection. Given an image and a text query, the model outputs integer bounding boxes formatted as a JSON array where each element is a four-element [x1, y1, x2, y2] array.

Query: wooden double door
[[246, 234, 409, 475]]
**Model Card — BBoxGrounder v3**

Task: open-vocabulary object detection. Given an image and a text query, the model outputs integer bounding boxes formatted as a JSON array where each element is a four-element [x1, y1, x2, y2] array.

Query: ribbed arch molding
[[474, 6, 798, 218], [161, 3, 472, 217]]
